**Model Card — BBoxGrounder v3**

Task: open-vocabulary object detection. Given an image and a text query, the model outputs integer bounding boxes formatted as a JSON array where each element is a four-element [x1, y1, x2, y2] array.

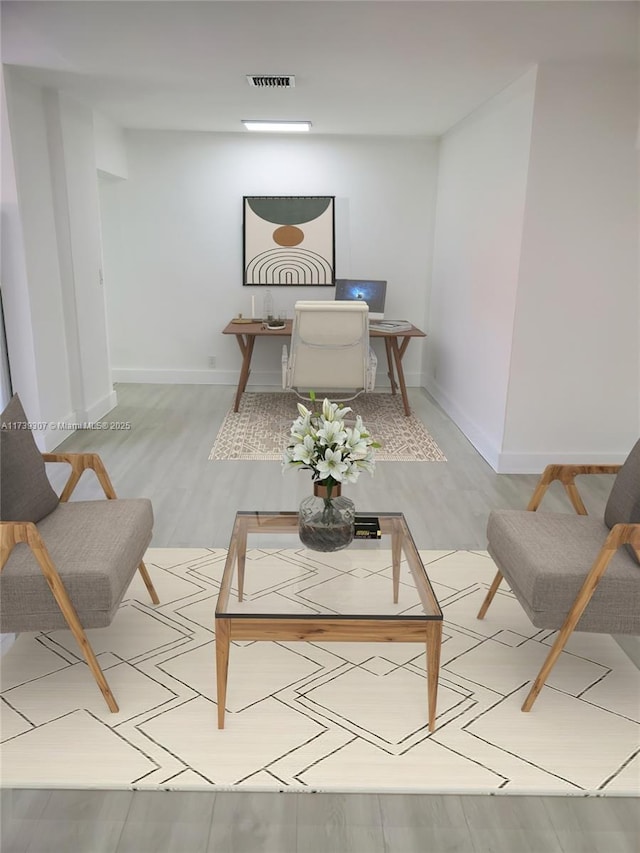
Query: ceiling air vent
[[247, 75, 295, 89]]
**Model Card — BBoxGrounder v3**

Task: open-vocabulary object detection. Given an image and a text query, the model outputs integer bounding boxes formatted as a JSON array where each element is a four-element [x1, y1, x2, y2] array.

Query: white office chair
[[282, 300, 377, 401]]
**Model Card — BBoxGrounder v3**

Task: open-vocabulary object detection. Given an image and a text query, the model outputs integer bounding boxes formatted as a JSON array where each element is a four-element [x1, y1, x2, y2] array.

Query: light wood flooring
[[2, 383, 637, 853]]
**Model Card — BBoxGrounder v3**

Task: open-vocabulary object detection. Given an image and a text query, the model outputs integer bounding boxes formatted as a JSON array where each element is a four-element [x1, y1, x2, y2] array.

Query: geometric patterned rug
[[1, 549, 638, 795], [209, 392, 447, 461]]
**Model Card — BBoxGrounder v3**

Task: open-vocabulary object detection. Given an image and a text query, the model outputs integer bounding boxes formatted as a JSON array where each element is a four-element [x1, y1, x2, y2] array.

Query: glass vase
[[298, 482, 355, 552]]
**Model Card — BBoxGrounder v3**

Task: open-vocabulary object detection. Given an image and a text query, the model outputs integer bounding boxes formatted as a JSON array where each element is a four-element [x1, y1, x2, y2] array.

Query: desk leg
[[384, 338, 398, 396], [233, 335, 256, 412], [426, 621, 442, 732], [389, 336, 411, 416], [216, 617, 230, 729]]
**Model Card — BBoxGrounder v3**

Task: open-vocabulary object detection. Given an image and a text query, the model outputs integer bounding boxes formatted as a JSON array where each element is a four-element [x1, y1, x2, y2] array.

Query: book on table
[[354, 515, 381, 540], [369, 320, 413, 332]]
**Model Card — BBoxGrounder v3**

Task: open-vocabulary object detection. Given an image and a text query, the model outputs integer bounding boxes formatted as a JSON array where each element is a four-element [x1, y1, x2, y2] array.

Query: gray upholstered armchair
[[0, 394, 159, 712], [478, 438, 640, 711]]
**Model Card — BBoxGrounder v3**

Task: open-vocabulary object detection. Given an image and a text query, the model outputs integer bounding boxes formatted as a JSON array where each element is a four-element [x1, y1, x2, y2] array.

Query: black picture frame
[[243, 196, 335, 286]]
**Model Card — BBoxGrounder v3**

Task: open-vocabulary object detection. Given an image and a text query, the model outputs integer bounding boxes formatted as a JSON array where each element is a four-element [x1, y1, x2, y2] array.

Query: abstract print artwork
[[243, 196, 335, 286]]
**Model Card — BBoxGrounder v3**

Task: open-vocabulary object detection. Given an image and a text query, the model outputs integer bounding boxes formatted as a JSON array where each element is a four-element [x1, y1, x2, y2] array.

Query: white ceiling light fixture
[[242, 120, 311, 133]]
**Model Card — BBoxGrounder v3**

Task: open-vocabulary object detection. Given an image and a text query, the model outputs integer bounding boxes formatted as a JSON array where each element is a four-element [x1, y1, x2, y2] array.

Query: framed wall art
[[243, 196, 335, 286]]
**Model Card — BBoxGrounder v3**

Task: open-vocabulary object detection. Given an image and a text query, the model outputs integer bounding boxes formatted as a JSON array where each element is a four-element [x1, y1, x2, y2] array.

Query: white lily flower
[[282, 447, 301, 471], [344, 427, 369, 459], [355, 455, 376, 475], [292, 434, 317, 465], [322, 398, 343, 422], [342, 461, 361, 484], [291, 409, 313, 434], [316, 448, 349, 481], [321, 398, 333, 420], [283, 397, 376, 487], [317, 419, 347, 447]]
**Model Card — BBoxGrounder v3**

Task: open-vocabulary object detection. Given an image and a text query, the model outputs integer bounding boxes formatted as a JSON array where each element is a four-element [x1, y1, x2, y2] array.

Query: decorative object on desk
[[231, 314, 253, 324], [263, 288, 274, 322], [209, 393, 447, 463], [243, 196, 335, 286], [283, 395, 379, 551], [266, 309, 286, 330]]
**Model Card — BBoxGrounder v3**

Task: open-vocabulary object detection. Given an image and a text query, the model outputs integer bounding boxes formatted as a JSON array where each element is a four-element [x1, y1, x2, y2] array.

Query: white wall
[[427, 62, 639, 472], [426, 69, 537, 468], [0, 294, 12, 408], [94, 112, 128, 180], [103, 132, 439, 385], [2, 69, 74, 443], [54, 92, 115, 420], [501, 62, 639, 470], [1, 68, 38, 418], [2, 69, 117, 445]]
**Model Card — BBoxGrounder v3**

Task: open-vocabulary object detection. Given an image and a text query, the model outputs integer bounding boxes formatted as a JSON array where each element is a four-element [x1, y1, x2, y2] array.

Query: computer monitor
[[334, 279, 387, 321]]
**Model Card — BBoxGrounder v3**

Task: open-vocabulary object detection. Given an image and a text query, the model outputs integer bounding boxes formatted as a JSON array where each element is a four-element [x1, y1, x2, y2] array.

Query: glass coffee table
[[215, 511, 443, 731]]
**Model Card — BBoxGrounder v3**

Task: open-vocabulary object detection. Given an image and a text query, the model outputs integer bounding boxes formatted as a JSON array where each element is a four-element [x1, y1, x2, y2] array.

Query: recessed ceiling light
[[242, 120, 311, 133]]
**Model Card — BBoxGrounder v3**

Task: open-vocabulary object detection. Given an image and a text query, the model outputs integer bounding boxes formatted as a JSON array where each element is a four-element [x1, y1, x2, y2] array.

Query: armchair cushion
[[487, 510, 640, 634], [0, 395, 59, 523], [0, 498, 153, 632]]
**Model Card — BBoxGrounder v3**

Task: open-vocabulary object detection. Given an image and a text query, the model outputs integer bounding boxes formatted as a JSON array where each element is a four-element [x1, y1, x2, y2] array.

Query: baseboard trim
[[423, 379, 630, 474], [496, 449, 629, 474], [41, 409, 76, 452], [112, 369, 423, 387], [112, 369, 251, 385], [41, 391, 119, 451], [80, 389, 118, 423], [423, 378, 501, 471]]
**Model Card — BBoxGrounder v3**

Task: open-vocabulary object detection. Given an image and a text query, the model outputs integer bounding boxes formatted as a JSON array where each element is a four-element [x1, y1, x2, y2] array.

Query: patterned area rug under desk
[[1, 549, 638, 795], [209, 392, 447, 462]]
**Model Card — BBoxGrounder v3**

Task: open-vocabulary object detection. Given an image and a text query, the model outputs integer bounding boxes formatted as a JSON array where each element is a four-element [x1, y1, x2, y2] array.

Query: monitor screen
[[334, 279, 387, 319]]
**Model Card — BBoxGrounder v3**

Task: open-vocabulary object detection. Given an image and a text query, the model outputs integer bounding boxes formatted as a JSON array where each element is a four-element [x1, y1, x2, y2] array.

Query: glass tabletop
[[216, 511, 443, 621]]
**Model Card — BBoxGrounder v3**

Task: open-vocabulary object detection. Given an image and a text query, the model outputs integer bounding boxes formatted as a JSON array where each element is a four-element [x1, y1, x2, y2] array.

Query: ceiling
[[2, 1, 638, 137]]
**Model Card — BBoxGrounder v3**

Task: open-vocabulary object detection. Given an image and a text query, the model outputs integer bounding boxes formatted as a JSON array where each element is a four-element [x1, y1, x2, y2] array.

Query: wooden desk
[[222, 319, 426, 416]]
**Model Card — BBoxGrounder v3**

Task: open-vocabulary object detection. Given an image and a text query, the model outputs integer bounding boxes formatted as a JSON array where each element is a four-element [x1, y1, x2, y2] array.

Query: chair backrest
[[605, 437, 640, 528], [0, 394, 59, 522], [604, 437, 640, 564], [286, 300, 370, 394]]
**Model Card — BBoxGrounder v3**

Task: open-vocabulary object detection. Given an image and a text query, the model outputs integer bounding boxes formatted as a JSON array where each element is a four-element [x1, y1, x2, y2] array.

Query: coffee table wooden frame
[[215, 511, 443, 732]]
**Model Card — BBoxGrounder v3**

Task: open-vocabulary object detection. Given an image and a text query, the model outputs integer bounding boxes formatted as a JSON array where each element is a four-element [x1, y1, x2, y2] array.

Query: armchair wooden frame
[[0, 453, 159, 713], [477, 463, 640, 712]]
